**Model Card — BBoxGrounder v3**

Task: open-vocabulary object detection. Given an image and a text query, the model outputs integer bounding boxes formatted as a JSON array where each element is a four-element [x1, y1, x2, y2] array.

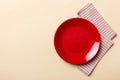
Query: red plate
[[54, 18, 100, 64]]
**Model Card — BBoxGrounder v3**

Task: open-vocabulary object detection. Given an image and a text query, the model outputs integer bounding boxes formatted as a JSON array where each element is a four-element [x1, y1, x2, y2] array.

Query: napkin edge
[[78, 42, 114, 76], [77, 3, 92, 16]]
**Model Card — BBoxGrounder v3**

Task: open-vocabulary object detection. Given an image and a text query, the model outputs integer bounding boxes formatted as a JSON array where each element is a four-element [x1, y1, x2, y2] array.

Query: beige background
[[0, 0, 119, 80]]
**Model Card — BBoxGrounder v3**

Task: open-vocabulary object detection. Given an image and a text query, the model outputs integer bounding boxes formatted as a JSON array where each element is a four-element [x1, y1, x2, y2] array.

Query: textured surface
[[77, 3, 116, 75]]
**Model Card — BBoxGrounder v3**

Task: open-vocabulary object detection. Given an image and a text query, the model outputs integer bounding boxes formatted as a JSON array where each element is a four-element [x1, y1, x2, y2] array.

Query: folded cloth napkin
[[77, 3, 116, 75]]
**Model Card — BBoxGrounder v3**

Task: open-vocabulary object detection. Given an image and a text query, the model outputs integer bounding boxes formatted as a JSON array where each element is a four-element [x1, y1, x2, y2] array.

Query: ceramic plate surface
[[54, 18, 100, 64]]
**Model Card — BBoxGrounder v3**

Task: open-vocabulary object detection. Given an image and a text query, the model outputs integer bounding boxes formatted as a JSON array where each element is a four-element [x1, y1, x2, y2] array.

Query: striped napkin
[[77, 3, 116, 75]]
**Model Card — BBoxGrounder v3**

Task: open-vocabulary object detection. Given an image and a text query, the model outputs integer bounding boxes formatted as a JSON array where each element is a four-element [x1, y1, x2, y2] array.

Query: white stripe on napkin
[[77, 3, 116, 75]]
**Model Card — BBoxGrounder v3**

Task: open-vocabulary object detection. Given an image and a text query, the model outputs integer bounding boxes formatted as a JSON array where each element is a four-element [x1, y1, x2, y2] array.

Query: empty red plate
[[54, 18, 100, 64]]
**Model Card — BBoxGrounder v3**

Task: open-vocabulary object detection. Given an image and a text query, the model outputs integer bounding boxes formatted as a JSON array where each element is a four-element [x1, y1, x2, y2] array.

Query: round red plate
[[54, 18, 100, 64]]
